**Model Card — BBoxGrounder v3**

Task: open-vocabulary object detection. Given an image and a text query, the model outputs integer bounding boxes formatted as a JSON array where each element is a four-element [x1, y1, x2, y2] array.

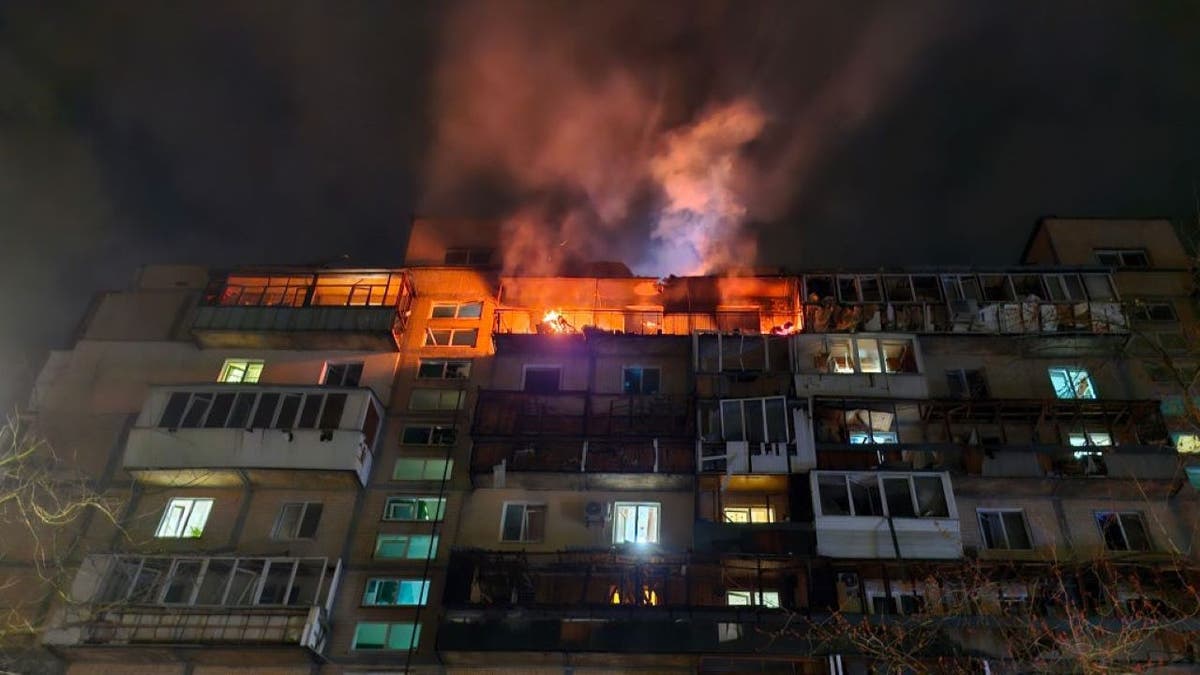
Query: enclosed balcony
[[473, 390, 693, 438], [697, 397, 816, 474], [810, 397, 1173, 480], [191, 269, 413, 350], [44, 555, 339, 658], [124, 385, 383, 487]]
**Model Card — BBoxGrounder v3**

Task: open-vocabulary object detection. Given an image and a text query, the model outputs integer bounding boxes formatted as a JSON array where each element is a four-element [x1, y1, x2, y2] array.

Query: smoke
[[421, 0, 962, 276]]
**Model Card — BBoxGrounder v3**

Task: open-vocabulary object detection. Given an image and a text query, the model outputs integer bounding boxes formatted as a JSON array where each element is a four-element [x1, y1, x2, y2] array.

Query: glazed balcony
[[191, 269, 413, 350], [124, 385, 383, 487], [44, 555, 339, 656], [473, 390, 693, 438]]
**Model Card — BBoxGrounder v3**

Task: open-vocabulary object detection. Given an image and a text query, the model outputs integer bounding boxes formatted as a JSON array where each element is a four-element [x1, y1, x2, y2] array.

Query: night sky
[[2, 1, 1199, 404]]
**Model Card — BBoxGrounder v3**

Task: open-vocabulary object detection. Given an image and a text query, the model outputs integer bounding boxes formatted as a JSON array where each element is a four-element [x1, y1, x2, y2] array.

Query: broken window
[[805, 275, 835, 301], [1048, 367, 1096, 399], [942, 275, 984, 303], [980, 275, 1015, 302], [946, 369, 989, 398], [911, 276, 941, 302], [322, 361, 363, 387], [1011, 275, 1045, 300], [1044, 274, 1087, 302], [720, 397, 789, 443], [883, 276, 914, 302], [815, 473, 949, 519]]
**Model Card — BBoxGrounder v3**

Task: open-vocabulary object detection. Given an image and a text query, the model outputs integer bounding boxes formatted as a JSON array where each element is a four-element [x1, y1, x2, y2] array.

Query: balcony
[[44, 555, 339, 657], [494, 307, 800, 336], [124, 385, 383, 487], [473, 391, 693, 438], [191, 270, 413, 350], [811, 397, 1175, 480]]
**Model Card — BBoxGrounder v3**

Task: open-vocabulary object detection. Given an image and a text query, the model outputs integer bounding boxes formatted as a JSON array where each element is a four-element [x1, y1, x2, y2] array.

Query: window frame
[[726, 590, 781, 607], [408, 388, 466, 411], [719, 396, 790, 443], [430, 301, 484, 319], [400, 425, 456, 446], [976, 509, 1033, 551], [1048, 367, 1096, 399], [1095, 248, 1150, 268], [1095, 511, 1152, 552], [417, 358, 472, 380], [612, 501, 661, 545], [350, 621, 421, 650], [155, 498, 214, 539], [521, 365, 563, 394], [392, 458, 454, 481], [383, 496, 447, 522], [270, 502, 323, 540], [814, 472, 953, 520], [499, 502, 548, 543], [362, 578, 430, 607], [374, 534, 439, 560], [321, 361, 364, 387], [218, 359, 264, 384], [622, 366, 662, 395], [423, 327, 479, 347], [722, 505, 776, 524]]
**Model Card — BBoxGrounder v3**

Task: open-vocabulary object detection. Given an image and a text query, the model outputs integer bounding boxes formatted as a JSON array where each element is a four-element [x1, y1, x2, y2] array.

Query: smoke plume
[[424, 0, 960, 276]]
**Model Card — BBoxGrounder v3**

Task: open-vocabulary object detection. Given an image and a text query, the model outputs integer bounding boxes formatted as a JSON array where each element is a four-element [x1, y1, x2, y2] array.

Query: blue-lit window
[[1048, 368, 1095, 399]]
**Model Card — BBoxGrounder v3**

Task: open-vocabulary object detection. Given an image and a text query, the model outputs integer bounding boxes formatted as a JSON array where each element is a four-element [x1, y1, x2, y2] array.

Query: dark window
[[181, 393, 213, 428], [1096, 512, 1151, 551], [947, 369, 989, 399], [275, 393, 303, 429], [204, 393, 236, 428], [252, 393, 280, 428], [319, 393, 347, 429], [323, 362, 364, 387], [524, 367, 561, 394], [298, 394, 323, 428], [228, 393, 256, 428], [160, 392, 190, 428], [622, 367, 661, 394]]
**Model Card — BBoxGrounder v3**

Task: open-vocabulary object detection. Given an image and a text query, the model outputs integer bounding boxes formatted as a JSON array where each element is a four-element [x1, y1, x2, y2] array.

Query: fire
[[541, 309, 573, 334]]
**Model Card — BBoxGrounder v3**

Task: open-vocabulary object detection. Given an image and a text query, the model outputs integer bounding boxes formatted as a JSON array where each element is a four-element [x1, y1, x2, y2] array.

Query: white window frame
[[976, 509, 1033, 550], [1048, 367, 1096, 399], [1095, 511, 1152, 552], [155, 498, 214, 538], [417, 358, 472, 379], [350, 621, 421, 650], [622, 365, 662, 394], [374, 534, 439, 560], [499, 502, 547, 543], [392, 458, 453, 481], [270, 502, 323, 540], [429, 301, 484, 319], [726, 590, 781, 607], [321, 361, 364, 386], [612, 501, 660, 545], [423, 327, 479, 347], [383, 496, 446, 522], [218, 359, 264, 384], [800, 335, 921, 375], [719, 396, 790, 443], [813, 472, 954, 520], [362, 578, 430, 607], [849, 431, 898, 444], [409, 388, 465, 411]]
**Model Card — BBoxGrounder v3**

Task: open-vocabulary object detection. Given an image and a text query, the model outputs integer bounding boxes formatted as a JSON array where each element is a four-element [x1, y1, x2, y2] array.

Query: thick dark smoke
[[423, 0, 964, 276]]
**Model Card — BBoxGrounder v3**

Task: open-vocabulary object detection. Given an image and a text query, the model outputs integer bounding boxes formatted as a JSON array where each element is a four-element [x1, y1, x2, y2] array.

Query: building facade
[[11, 217, 1200, 673]]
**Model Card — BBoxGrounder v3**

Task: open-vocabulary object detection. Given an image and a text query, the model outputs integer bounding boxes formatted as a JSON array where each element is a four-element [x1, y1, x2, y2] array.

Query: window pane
[[642, 368, 661, 394], [501, 504, 524, 541], [850, 476, 883, 516], [882, 340, 917, 374], [721, 400, 744, 441], [425, 329, 450, 345], [623, 368, 642, 394], [183, 499, 212, 537], [818, 475, 851, 516], [856, 338, 881, 373], [1082, 274, 1115, 300], [457, 302, 483, 318], [402, 427, 433, 444], [744, 400, 765, 444], [1002, 512, 1031, 549], [883, 478, 916, 518], [431, 304, 457, 318], [418, 360, 445, 378], [450, 329, 478, 346], [318, 393, 346, 428], [252, 393, 280, 428], [159, 392, 191, 428], [298, 503, 323, 538], [228, 393, 256, 428], [913, 476, 948, 517], [764, 398, 787, 442], [526, 506, 546, 541], [353, 622, 388, 649], [979, 512, 1002, 549], [273, 503, 303, 539], [524, 367, 561, 394], [387, 623, 420, 650], [445, 361, 471, 379], [1096, 513, 1127, 550], [275, 393, 303, 429], [298, 394, 323, 428], [181, 393, 213, 428], [1121, 514, 1151, 551]]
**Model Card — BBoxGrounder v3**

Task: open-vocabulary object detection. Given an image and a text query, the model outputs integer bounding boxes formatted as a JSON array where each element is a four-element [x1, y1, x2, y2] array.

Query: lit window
[[430, 301, 484, 319], [374, 534, 438, 559], [384, 497, 446, 521], [1095, 249, 1150, 268], [720, 397, 789, 443], [722, 506, 775, 523], [322, 361, 363, 386], [409, 388, 465, 411], [622, 367, 661, 394], [417, 359, 471, 379], [1068, 432, 1113, 458], [802, 336, 919, 375], [218, 359, 263, 384], [351, 622, 421, 650], [392, 458, 453, 481], [401, 425, 456, 445], [1172, 433, 1200, 454], [613, 502, 659, 544], [500, 503, 547, 542], [155, 498, 213, 538], [1095, 512, 1151, 552], [424, 328, 478, 347], [362, 579, 430, 607], [977, 509, 1032, 550], [1048, 368, 1096, 399], [726, 590, 781, 607], [849, 431, 898, 444], [271, 502, 323, 540]]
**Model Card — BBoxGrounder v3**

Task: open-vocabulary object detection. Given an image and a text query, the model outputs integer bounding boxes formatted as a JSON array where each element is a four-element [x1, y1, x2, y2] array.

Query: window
[[424, 328, 478, 347], [158, 390, 350, 432], [523, 366, 562, 394], [1081, 274, 1116, 300], [622, 367, 661, 394], [1048, 368, 1096, 399], [815, 473, 950, 519], [1095, 249, 1150, 268], [613, 502, 660, 544], [417, 359, 471, 379], [977, 509, 1032, 550], [384, 497, 446, 521], [1044, 274, 1086, 302], [322, 361, 363, 386], [351, 622, 421, 650], [393, 458, 453, 481], [1172, 433, 1200, 454], [1132, 302, 1178, 322], [374, 534, 438, 559], [720, 397, 789, 443], [726, 591, 781, 607], [1068, 432, 1112, 447], [430, 301, 484, 319], [401, 425, 456, 445], [409, 388, 465, 411], [946, 369, 989, 399], [444, 247, 493, 266], [801, 336, 919, 375], [271, 502, 323, 540], [500, 503, 547, 542], [218, 359, 263, 384], [849, 431, 898, 444], [155, 498, 214, 538], [723, 506, 775, 523], [1095, 512, 1151, 552], [362, 579, 429, 606]]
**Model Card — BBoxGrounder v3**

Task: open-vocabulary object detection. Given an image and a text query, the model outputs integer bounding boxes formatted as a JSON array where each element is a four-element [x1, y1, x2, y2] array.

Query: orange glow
[[541, 309, 573, 334]]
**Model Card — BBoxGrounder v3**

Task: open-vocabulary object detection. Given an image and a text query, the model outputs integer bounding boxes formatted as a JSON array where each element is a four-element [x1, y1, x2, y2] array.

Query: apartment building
[[13, 217, 1200, 673]]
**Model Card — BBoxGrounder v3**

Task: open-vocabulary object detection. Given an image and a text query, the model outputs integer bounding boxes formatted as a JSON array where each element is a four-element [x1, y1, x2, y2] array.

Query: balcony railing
[[192, 269, 413, 350], [471, 438, 695, 474], [473, 391, 693, 437], [493, 308, 799, 336], [45, 555, 339, 652], [124, 385, 383, 486]]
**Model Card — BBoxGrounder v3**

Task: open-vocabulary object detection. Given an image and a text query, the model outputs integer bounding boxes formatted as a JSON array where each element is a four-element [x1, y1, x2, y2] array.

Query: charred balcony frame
[[191, 268, 414, 350]]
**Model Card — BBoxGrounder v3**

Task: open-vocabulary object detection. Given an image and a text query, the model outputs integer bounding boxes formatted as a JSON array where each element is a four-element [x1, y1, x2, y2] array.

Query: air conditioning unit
[[584, 501, 609, 526]]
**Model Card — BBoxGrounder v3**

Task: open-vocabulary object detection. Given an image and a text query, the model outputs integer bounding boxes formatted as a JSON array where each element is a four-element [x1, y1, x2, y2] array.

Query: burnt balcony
[[473, 391, 693, 438], [44, 555, 339, 657], [811, 397, 1174, 480], [191, 269, 413, 350], [124, 385, 383, 487], [494, 307, 800, 336]]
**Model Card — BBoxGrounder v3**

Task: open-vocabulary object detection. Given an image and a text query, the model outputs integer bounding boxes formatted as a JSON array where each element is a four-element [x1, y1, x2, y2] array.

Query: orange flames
[[541, 309, 573, 334]]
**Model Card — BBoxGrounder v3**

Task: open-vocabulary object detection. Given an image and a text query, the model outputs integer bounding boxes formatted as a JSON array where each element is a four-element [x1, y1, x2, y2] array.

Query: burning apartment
[[9, 217, 1200, 673]]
